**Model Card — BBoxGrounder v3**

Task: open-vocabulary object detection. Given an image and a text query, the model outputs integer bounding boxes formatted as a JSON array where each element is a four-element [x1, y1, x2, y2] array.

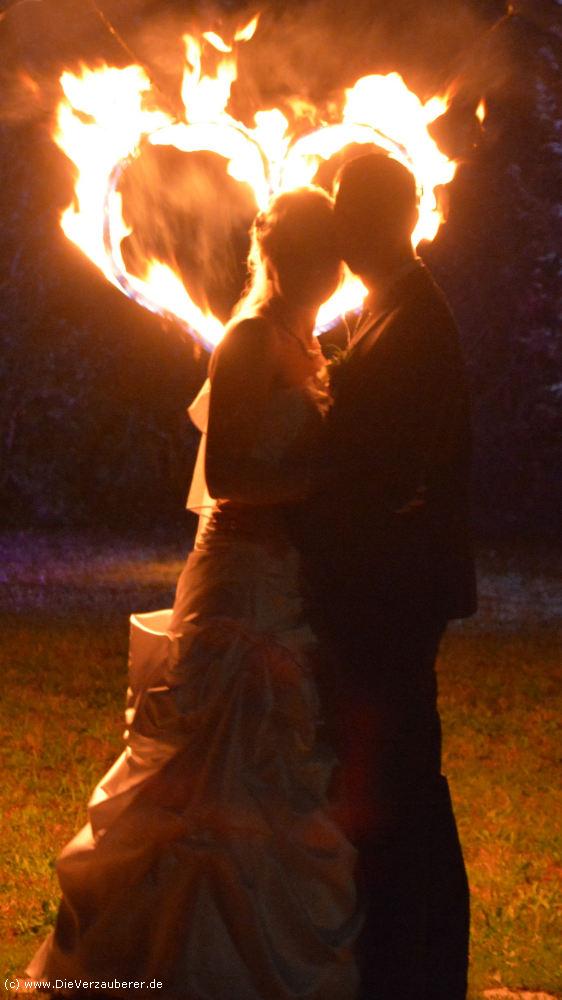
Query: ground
[[0, 531, 560, 999]]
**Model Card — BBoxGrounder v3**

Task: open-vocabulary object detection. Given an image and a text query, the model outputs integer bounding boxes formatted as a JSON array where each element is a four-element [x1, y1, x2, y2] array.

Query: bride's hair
[[234, 185, 336, 317]]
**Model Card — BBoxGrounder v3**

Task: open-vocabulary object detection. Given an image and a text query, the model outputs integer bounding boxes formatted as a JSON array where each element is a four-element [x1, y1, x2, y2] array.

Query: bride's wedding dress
[[27, 374, 360, 998]]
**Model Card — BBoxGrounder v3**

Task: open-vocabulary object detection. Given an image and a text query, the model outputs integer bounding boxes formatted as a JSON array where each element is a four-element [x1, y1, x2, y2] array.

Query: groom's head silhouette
[[334, 153, 418, 286]]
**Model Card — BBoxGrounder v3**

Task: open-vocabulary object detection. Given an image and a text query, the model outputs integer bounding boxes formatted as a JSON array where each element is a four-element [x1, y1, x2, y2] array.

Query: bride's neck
[[262, 295, 315, 340]]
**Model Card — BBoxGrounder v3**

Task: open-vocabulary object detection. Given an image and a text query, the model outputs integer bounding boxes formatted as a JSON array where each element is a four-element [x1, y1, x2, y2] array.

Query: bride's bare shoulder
[[210, 316, 279, 376]]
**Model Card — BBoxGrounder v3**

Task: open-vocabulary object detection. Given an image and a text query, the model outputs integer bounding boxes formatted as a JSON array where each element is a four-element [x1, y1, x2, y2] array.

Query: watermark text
[[5, 978, 163, 993]]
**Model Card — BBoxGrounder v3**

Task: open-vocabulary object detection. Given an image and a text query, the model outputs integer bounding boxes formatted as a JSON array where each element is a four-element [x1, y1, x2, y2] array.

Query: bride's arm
[[205, 318, 311, 505]]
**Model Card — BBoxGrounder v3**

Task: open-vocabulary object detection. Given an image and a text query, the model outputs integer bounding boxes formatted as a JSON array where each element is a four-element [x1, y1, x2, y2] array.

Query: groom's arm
[[325, 301, 467, 520]]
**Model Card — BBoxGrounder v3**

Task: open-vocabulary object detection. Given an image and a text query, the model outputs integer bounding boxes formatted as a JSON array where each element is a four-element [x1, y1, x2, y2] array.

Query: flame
[[476, 99, 486, 125], [19, 71, 41, 96], [52, 22, 458, 350], [55, 65, 171, 280], [234, 15, 260, 43], [202, 32, 233, 54]]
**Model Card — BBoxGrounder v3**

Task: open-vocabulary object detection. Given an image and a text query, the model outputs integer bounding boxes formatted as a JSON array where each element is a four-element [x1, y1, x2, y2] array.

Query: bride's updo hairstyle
[[235, 186, 342, 316]]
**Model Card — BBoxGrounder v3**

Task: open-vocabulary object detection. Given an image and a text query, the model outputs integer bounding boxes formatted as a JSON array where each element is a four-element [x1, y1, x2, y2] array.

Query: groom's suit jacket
[[307, 260, 477, 623]]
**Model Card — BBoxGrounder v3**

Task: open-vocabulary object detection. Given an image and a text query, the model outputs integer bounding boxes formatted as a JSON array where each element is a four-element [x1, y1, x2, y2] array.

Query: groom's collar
[[363, 256, 424, 318], [346, 257, 425, 354]]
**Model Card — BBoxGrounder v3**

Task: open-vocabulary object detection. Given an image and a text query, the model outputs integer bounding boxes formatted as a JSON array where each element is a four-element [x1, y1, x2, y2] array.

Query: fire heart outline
[[54, 18, 459, 351]]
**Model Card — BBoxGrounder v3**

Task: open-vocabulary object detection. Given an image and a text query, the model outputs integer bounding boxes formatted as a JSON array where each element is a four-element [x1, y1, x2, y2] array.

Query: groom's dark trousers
[[318, 599, 469, 1000], [292, 262, 477, 1000]]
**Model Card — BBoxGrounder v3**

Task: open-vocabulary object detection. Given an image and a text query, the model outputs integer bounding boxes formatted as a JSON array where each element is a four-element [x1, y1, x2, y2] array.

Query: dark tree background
[[0, 0, 560, 535]]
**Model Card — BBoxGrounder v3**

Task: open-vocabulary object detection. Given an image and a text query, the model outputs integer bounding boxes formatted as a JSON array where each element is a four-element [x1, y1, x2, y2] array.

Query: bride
[[27, 186, 360, 998]]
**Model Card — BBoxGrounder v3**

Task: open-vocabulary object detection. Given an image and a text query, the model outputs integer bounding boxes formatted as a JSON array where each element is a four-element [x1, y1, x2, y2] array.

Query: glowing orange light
[[202, 31, 233, 54], [234, 15, 260, 43], [53, 21, 459, 350]]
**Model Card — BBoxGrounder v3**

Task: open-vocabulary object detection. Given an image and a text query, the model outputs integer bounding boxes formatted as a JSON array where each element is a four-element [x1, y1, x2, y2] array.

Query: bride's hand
[[304, 365, 332, 419]]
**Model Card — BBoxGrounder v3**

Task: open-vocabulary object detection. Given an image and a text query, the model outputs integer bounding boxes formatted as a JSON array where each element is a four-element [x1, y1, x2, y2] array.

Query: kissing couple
[[28, 152, 477, 1000]]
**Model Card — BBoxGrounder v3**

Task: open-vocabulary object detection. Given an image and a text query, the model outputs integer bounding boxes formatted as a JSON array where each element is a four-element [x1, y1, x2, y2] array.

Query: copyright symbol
[[5, 978, 20, 991]]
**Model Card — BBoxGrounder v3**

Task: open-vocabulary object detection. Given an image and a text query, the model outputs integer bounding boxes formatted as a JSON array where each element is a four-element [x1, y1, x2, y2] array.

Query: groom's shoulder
[[401, 263, 453, 315], [418, 264, 458, 321], [397, 264, 461, 347]]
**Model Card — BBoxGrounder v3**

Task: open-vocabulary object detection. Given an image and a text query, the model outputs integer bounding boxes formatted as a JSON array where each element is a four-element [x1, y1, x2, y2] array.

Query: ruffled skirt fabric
[[27, 509, 360, 998]]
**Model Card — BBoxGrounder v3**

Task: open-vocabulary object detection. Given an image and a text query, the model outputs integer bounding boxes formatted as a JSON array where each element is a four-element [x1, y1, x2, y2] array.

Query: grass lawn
[[0, 531, 561, 999]]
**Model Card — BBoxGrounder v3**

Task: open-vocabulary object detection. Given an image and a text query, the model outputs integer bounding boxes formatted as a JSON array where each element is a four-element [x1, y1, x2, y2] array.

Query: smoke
[[0, 0, 519, 123], [0, 0, 532, 324], [120, 144, 257, 321], [0, 0, 528, 136], [229, 0, 510, 111]]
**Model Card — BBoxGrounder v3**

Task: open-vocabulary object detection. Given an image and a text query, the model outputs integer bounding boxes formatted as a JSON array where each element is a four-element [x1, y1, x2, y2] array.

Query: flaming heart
[[54, 17, 458, 351]]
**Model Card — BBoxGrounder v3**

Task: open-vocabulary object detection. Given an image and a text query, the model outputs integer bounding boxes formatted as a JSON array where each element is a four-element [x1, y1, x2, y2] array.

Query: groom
[[300, 153, 477, 1000]]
